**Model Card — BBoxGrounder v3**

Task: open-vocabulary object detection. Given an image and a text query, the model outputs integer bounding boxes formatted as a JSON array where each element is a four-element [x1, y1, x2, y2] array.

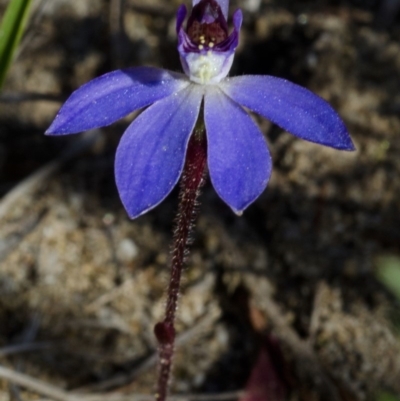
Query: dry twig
[[0, 92, 63, 103], [244, 274, 342, 401], [76, 309, 220, 393], [0, 343, 52, 358], [0, 365, 242, 401]]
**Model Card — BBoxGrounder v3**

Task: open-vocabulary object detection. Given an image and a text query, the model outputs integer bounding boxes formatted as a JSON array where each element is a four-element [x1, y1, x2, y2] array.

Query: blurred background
[[1, 0, 400, 400]]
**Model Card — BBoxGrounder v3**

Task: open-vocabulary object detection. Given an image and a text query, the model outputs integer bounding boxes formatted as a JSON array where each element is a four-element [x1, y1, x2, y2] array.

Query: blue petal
[[46, 67, 189, 135], [115, 85, 203, 219], [204, 87, 272, 215], [232, 8, 243, 32], [220, 76, 355, 150]]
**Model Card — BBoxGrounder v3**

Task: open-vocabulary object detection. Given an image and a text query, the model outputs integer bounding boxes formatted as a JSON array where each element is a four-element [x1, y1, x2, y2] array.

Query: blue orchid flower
[[46, 0, 354, 219]]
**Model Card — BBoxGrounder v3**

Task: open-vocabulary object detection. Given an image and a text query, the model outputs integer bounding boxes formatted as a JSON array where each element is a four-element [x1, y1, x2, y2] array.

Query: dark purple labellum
[[187, 20, 227, 45], [187, 0, 228, 47]]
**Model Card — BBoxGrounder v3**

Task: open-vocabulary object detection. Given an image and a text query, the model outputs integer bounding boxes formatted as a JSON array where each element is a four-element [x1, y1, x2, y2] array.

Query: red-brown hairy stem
[[154, 130, 207, 401]]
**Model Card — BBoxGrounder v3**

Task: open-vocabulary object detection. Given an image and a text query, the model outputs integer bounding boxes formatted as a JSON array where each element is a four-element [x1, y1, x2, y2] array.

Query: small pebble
[[116, 238, 138, 264]]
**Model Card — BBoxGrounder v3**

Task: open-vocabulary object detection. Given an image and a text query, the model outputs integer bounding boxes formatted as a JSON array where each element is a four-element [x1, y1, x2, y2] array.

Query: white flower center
[[185, 50, 234, 85]]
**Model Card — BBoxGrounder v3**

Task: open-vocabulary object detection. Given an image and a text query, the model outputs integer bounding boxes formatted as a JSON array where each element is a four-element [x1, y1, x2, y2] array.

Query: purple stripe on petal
[[192, 0, 229, 19], [204, 87, 272, 215], [46, 67, 189, 135], [176, 4, 187, 33], [220, 76, 355, 150], [214, 8, 242, 52], [115, 85, 203, 219]]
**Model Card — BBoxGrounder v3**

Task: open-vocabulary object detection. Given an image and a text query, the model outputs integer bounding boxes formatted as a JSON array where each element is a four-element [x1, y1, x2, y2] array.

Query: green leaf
[[377, 392, 400, 401], [376, 255, 400, 300], [0, 0, 33, 89]]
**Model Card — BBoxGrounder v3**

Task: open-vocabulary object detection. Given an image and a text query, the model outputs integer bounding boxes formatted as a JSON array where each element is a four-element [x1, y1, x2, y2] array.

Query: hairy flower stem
[[154, 130, 207, 401]]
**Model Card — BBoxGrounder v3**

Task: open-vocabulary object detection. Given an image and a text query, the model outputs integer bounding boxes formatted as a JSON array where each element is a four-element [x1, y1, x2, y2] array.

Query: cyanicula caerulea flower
[[46, 0, 354, 219]]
